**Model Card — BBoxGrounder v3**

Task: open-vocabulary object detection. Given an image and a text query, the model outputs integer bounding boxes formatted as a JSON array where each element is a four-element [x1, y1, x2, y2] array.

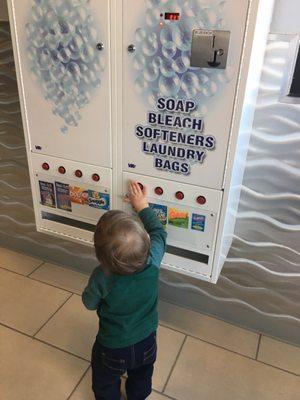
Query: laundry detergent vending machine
[[8, 0, 274, 283]]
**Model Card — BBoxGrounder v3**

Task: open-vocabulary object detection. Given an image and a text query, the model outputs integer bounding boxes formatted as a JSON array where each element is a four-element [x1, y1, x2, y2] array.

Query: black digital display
[[165, 12, 180, 21]]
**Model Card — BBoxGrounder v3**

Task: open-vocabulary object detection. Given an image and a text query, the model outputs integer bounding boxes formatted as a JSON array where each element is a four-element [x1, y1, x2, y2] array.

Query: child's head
[[94, 210, 150, 275]]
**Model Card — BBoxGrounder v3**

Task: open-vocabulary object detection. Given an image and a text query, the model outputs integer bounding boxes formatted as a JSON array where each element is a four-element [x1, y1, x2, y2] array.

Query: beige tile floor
[[0, 247, 299, 400]]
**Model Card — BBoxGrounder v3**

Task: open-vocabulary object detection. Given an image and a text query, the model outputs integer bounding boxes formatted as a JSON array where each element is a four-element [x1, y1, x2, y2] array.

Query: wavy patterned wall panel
[[0, 22, 299, 345], [159, 35, 300, 345], [0, 22, 97, 271]]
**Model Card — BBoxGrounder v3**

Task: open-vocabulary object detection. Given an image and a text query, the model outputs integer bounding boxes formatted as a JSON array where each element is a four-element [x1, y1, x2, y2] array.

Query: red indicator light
[[155, 187, 164, 196], [197, 196, 207, 205], [175, 191, 184, 200], [42, 162, 49, 171], [92, 173, 100, 182], [58, 166, 66, 174], [75, 169, 83, 178], [165, 12, 180, 21]]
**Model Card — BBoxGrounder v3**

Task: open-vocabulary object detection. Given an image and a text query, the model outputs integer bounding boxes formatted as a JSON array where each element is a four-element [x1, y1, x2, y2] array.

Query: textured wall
[[0, 16, 299, 345], [159, 34, 300, 345], [0, 1, 8, 21], [271, 0, 300, 34], [0, 22, 97, 270]]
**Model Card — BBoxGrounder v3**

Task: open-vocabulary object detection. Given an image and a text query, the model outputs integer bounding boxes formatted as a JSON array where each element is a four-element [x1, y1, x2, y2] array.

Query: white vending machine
[[8, 0, 274, 283]]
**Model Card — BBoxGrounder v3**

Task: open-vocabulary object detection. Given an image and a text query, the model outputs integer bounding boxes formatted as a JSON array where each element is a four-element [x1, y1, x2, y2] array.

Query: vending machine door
[[10, 0, 112, 167], [122, 0, 249, 190], [123, 172, 223, 279]]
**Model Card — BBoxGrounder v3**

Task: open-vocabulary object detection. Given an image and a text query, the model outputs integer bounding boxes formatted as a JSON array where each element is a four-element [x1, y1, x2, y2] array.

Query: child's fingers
[[127, 181, 135, 196], [128, 183, 136, 196], [131, 181, 141, 196], [142, 184, 149, 196], [123, 194, 130, 203]]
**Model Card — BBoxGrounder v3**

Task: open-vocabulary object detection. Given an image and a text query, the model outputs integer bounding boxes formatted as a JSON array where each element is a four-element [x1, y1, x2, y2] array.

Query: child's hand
[[124, 181, 149, 212]]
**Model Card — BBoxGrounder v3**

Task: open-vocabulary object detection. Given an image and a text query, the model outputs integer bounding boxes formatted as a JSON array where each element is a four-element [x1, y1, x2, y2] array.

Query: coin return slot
[[41, 212, 96, 232], [166, 245, 209, 265]]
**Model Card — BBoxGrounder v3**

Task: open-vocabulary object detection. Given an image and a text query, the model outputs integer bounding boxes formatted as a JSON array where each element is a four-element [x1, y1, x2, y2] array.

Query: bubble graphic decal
[[26, 0, 104, 134], [132, 0, 231, 114]]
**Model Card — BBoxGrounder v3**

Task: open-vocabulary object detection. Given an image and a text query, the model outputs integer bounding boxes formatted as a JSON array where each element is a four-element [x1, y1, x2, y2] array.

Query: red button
[[42, 162, 49, 171], [75, 169, 83, 178], [175, 191, 184, 200], [92, 173, 100, 182], [58, 166, 66, 174], [197, 196, 206, 205], [155, 187, 163, 196], [138, 182, 144, 190]]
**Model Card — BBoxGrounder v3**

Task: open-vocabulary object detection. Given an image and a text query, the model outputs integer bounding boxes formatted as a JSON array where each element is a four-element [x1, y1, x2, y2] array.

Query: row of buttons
[[40, 166, 206, 204], [42, 163, 100, 182], [138, 183, 207, 205]]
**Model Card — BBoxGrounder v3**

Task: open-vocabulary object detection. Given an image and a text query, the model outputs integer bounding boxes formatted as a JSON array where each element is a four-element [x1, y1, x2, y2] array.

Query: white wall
[[271, 0, 300, 33]]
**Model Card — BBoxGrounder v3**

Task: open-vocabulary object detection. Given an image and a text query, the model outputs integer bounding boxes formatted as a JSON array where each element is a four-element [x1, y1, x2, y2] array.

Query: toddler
[[82, 181, 167, 400]]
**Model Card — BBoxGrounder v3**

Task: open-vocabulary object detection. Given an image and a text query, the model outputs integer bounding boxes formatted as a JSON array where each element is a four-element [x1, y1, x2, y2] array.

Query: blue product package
[[39, 181, 56, 208], [191, 213, 206, 232], [88, 191, 110, 210], [149, 203, 168, 226], [55, 182, 72, 212]]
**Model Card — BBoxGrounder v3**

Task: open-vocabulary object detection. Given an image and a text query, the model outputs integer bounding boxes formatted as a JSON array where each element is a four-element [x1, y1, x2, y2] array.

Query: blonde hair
[[94, 210, 150, 275]]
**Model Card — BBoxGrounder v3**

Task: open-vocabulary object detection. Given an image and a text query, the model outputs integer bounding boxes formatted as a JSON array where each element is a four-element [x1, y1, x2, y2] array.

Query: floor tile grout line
[[29, 276, 81, 296], [1, 323, 300, 388], [160, 300, 300, 351], [26, 264, 88, 295], [0, 264, 80, 296], [3, 260, 298, 360], [255, 333, 262, 360], [255, 360, 300, 377], [158, 323, 300, 377], [33, 293, 74, 337], [1, 263, 297, 357], [162, 335, 187, 394], [66, 365, 91, 400], [27, 264, 88, 294], [159, 299, 261, 335], [159, 319, 300, 352], [34, 337, 91, 363], [0, 257, 299, 347], [0, 321, 90, 363], [153, 389, 177, 400], [2, 319, 299, 379], [0, 321, 34, 340], [1, 259, 299, 378], [159, 322, 258, 361], [0, 265, 38, 279], [27, 261, 46, 277], [2, 261, 298, 353]]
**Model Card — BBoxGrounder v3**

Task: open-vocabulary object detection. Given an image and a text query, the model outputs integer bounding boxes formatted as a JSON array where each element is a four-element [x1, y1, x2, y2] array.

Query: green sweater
[[82, 207, 167, 348]]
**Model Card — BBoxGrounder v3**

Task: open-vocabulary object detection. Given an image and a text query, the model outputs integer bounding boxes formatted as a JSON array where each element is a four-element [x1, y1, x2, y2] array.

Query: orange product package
[[70, 186, 89, 205]]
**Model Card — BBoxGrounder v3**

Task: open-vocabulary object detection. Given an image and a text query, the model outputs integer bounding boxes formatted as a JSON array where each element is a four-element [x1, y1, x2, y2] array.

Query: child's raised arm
[[125, 181, 167, 267]]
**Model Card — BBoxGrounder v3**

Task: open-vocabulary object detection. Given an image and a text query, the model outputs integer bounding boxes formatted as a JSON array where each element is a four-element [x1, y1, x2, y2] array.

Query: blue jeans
[[91, 332, 157, 400]]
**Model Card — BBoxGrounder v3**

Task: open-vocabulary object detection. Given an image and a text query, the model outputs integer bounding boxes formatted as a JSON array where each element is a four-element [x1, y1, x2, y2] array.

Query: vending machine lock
[[96, 42, 104, 51], [190, 29, 230, 69]]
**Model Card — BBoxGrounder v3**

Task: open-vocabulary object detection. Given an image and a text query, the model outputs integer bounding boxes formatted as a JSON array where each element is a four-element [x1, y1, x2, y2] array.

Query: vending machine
[[7, 0, 274, 282]]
